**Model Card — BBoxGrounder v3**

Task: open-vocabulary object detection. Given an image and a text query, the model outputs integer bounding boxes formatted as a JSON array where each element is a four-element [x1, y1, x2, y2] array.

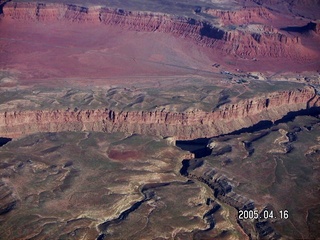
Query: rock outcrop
[[0, 87, 319, 139], [1, 1, 316, 59], [205, 7, 274, 26]]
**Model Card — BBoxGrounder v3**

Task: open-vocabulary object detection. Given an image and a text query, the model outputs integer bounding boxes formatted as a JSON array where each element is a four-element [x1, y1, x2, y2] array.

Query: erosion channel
[[95, 107, 319, 239], [176, 107, 320, 240], [97, 181, 194, 239]]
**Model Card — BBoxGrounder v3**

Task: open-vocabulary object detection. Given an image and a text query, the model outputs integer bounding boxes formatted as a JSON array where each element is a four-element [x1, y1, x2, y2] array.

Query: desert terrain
[[0, 0, 319, 239]]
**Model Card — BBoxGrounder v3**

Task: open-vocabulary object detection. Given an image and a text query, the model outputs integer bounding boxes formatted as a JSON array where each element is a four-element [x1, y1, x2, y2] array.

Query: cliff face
[[1, 87, 318, 140], [1, 2, 100, 22], [205, 7, 274, 26], [1, 2, 315, 59]]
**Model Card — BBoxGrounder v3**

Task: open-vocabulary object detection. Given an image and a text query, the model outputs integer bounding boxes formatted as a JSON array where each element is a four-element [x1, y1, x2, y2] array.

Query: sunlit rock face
[[2, 2, 319, 60], [0, 87, 319, 139]]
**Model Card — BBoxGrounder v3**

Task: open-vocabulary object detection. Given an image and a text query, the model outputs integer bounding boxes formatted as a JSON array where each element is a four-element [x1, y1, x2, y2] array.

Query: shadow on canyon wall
[[176, 106, 319, 159], [281, 22, 318, 33], [0, 137, 12, 147]]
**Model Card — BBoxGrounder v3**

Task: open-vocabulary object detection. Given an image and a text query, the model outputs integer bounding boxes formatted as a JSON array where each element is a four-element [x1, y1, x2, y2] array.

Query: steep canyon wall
[[1, 87, 319, 139], [1, 2, 316, 59]]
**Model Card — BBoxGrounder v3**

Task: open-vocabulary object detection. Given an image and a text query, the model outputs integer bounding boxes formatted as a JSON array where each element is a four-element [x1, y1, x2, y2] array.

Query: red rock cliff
[[1, 2, 315, 59], [205, 7, 274, 26], [0, 87, 318, 140]]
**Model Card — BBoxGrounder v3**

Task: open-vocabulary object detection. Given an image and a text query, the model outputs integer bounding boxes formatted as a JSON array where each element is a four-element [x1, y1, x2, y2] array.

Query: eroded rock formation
[[1, 1, 317, 59], [1, 87, 319, 139], [205, 7, 275, 26]]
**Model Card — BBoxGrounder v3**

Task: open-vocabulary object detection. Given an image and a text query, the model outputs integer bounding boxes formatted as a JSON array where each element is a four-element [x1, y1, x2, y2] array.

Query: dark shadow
[[281, 22, 317, 33], [223, 107, 319, 136], [200, 23, 225, 40], [275, 107, 320, 124], [177, 107, 319, 159], [67, 4, 88, 13], [187, 18, 197, 25], [194, 6, 201, 14], [179, 159, 190, 176], [0, 0, 12, 15], [97, 234, 106, 240], [176, 138, 212, 158], [0, 201, 16, 215], [225, 120, 273, 136], [0, 137, 12, 147]]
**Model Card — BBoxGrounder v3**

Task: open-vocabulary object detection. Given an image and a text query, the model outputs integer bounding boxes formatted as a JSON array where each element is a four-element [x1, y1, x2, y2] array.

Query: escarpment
[[1, 87, 319, 140], [0, 1, 316, 59], [205, 7, 275, 26]]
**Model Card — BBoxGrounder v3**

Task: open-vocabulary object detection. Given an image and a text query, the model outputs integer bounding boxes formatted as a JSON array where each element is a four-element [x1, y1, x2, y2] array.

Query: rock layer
[[205, 6, 275, 26], [1, 87, 319, 139], [1, 1, 316, 59]]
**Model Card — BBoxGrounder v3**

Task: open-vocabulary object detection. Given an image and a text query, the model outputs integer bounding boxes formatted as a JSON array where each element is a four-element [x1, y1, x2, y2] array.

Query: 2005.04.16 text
[[238, 209, 289, 220]]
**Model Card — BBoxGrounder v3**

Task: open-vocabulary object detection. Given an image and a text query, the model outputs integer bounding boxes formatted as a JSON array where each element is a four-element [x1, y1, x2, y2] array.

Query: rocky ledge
[[1, 87, 319, 139], [0, 1, 318, 59]]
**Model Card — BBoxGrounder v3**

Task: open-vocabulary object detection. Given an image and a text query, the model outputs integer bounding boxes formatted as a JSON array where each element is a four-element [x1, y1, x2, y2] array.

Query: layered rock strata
[[0, 2, 315, 59], [1, 87, 319, 139], [205, 7, 275, 26], [180, 159, 278, 239]]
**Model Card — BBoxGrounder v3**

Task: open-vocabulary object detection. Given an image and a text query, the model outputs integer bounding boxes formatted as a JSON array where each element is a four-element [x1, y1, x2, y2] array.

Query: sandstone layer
[[1, 1, 317, 59], [1, 87, 319, 140]]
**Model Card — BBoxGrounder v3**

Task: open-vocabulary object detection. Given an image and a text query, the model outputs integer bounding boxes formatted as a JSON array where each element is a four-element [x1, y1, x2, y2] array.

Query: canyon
[[1, 1, 319, 61], [1, 109, 318, 239], [179, 114, 320, 239], [0, 86, 319, 139]]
